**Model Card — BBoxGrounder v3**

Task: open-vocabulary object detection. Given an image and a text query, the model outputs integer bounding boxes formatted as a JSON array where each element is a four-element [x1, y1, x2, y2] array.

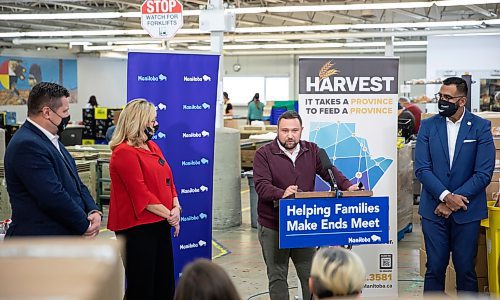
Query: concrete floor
[[100, 179, 425, 299]]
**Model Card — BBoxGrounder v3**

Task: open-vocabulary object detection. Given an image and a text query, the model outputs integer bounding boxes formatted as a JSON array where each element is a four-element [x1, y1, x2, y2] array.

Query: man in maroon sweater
[[399, 97, 422, 134], [253, 111, 357, 300]]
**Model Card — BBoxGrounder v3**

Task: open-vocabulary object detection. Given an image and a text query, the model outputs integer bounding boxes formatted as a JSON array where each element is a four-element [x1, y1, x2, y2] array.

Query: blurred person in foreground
[[253, 110, 359, 300], [309, 247, 366, 299], [5, 82, 101, 237], [108, 99, 181, 300], [415, 77, 495, 293], [174, 258, 241, 300]]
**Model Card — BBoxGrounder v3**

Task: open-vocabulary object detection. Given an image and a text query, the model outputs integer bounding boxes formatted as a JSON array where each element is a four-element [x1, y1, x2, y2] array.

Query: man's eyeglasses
[[434, 93, 465, 102]]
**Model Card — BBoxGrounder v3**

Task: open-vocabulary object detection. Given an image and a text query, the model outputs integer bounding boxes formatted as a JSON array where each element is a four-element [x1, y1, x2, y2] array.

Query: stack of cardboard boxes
[[419, 228, 489, 294], [477, 113, 500, 202]]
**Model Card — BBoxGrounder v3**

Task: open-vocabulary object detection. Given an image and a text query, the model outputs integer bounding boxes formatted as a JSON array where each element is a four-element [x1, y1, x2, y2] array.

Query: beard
[[279, 139, 299, 150]]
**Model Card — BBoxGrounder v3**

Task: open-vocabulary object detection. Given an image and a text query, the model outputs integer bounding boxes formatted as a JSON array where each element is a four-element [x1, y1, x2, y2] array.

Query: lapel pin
[[467, 121, 471, 126]]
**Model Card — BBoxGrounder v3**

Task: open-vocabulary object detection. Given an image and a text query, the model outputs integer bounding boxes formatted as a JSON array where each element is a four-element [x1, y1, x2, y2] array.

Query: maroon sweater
[[253, 139, 352, 230]]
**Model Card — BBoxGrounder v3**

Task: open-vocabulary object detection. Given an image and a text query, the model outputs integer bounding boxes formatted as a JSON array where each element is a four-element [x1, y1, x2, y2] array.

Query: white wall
[[426, 35, 500, 112], [77, 56, 128, 115]]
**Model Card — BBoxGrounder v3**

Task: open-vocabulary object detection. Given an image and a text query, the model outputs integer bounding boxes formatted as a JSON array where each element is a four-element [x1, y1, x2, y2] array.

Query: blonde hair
[[310, 247, 366, 298], [109, 98, 156, 150]]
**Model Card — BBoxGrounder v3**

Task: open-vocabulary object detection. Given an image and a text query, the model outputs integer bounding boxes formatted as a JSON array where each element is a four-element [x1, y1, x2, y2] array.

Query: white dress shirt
[[439, 110, 465, 201], [277, 140, 300, 166], [26, 118, 61, 154]]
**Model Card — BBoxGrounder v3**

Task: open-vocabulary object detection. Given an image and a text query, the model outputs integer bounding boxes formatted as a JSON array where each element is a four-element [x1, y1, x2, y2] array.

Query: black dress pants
[[116, 220, 175, 300]]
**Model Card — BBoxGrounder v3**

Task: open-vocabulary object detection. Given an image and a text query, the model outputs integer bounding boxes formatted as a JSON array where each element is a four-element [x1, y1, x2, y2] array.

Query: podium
[[277, 190, 388, 249], [274, 190, 373, 207]]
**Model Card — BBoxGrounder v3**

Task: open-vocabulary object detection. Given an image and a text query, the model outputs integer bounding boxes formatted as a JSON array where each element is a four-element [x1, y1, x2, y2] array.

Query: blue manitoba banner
[[127, 52, 219, 279], [279, 196, 389, 248]]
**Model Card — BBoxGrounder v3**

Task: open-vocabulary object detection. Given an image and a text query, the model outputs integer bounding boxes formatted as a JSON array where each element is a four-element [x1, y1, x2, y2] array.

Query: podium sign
[[279, 196, 389, 248]]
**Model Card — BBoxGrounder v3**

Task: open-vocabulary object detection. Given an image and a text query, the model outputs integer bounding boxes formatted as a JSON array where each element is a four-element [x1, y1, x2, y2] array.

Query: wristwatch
[[173, 205, 182, 214]]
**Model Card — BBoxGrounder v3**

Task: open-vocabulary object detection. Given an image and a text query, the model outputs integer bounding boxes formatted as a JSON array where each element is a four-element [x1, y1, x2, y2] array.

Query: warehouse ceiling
[[0, 0, 500, 56]]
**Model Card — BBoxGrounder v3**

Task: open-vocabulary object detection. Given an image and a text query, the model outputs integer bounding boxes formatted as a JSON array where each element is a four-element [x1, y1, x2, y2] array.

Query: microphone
[[318, 148, 338, 192]]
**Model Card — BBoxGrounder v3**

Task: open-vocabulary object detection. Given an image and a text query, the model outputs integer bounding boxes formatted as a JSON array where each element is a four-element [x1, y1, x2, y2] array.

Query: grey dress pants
[[258, 224, 316, 300]]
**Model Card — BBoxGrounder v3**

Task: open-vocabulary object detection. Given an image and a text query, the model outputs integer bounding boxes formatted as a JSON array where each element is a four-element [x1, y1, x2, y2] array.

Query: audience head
[[309, 247, 366, 299], [174, 259, 241, 300]]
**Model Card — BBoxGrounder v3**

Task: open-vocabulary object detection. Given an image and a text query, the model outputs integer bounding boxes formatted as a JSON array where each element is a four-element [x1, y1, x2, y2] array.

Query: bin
[[481, 200, 500, 294], [243, 171, 258, 228]]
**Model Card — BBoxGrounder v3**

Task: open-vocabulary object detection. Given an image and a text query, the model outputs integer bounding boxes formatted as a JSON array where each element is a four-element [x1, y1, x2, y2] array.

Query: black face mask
[[438, 99, 459, 118], [145, 123, 160, 142], [49, 109, 71, 135]]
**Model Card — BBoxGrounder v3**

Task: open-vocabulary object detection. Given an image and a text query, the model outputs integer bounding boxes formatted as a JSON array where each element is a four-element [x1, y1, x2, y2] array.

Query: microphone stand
[[327, 168, 341, 198]]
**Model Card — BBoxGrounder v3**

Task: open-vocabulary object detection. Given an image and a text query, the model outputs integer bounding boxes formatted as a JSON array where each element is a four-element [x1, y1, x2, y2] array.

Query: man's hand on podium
[[347, 184, 359, 191], [283, 185, 299, 198]]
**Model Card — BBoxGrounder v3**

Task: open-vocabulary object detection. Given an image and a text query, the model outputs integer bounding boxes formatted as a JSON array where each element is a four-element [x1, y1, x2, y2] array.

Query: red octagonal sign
[[141, 0, 183, 39]]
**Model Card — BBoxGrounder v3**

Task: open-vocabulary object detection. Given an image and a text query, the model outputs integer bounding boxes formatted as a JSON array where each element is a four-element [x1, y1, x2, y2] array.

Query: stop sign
[[141, 0, 183, 39]]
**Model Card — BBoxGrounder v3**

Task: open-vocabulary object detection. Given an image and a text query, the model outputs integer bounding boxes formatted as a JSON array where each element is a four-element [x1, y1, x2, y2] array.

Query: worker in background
[[86, 95, 98, 108], [253, 110, 358, 300], [415, 77, 495, 293], [247, 92, 263, 124], [399, 97, 422, 134], [4, 82, 101, 237], [224, 91, 233, 116], [105, 110, 121, 143], [398, 102, 416, 142]]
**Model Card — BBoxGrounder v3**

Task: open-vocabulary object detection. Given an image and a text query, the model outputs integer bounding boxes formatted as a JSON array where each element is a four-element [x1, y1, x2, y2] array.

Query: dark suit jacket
[[5, 121, 99, 236], [415, 110, 495, 224]]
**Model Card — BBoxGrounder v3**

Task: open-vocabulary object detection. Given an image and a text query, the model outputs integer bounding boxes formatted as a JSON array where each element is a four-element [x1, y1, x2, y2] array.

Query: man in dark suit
[[415, 77, 495, 293], [5, 82, 101, 237]]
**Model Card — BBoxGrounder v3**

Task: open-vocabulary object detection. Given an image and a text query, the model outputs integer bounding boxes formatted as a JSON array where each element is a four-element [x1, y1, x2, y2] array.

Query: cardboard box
[[493, 170, 500, 183], [445, 265, 488, 295], [0, 238, 123, 300], [445, 265, 457, 296], [419, 248, 426, 278], [495, 138, 500, 150], [486, 181, 499, 201]]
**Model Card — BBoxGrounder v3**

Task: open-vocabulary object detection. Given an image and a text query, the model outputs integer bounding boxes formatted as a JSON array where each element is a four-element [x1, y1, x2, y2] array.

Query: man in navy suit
[[5, 82, 101, 237], [415, 77, 495, 293]]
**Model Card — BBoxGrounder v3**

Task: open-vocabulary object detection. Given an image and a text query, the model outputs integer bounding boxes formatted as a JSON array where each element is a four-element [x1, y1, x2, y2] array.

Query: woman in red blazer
[[108, 99, 181, 300]]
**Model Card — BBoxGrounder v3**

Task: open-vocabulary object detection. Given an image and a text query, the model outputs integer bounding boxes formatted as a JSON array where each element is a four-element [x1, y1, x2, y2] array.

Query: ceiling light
[[190, 40, 428, 51], [1, 1, 500, 21]]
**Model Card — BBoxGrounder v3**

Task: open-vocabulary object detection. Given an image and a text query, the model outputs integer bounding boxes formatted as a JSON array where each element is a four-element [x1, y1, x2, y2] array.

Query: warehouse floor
[[100, 179, 425, 299]]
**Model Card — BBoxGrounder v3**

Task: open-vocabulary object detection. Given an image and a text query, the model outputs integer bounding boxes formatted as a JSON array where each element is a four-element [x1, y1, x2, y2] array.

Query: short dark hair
[[443, 77, 468, 97], [278, 110, 302, 127], [223, 92, 228, 99], [27, 82, 69, 116], [174, 259, 241, 300]]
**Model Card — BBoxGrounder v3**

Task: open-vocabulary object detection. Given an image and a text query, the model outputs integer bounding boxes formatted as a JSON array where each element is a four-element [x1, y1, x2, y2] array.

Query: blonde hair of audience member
[[309, 247, 366, 299], [174, 259, 241, 300], [109, 99, 156, 150]]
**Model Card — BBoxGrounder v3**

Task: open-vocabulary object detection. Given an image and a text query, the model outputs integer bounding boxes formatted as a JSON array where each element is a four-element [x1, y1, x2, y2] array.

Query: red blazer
[[107, 141, 178, 231]]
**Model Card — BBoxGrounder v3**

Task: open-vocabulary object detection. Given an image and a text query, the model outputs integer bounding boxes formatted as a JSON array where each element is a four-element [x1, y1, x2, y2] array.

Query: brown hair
[[174, 259, 241, 300]]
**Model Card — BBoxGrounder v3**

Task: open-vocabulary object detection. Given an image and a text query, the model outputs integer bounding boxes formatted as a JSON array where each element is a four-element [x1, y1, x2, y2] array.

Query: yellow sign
[[94, 107, 108, 120]]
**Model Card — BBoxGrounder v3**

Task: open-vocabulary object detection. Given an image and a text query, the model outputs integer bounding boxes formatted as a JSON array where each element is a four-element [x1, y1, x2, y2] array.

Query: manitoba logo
[[137, 73, 168, 82]]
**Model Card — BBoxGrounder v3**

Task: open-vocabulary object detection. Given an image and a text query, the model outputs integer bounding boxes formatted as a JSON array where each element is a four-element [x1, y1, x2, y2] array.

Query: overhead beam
[[392, 8, 432, 20], [261, 12, 313, 25], [465, 4, 497, 17]]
